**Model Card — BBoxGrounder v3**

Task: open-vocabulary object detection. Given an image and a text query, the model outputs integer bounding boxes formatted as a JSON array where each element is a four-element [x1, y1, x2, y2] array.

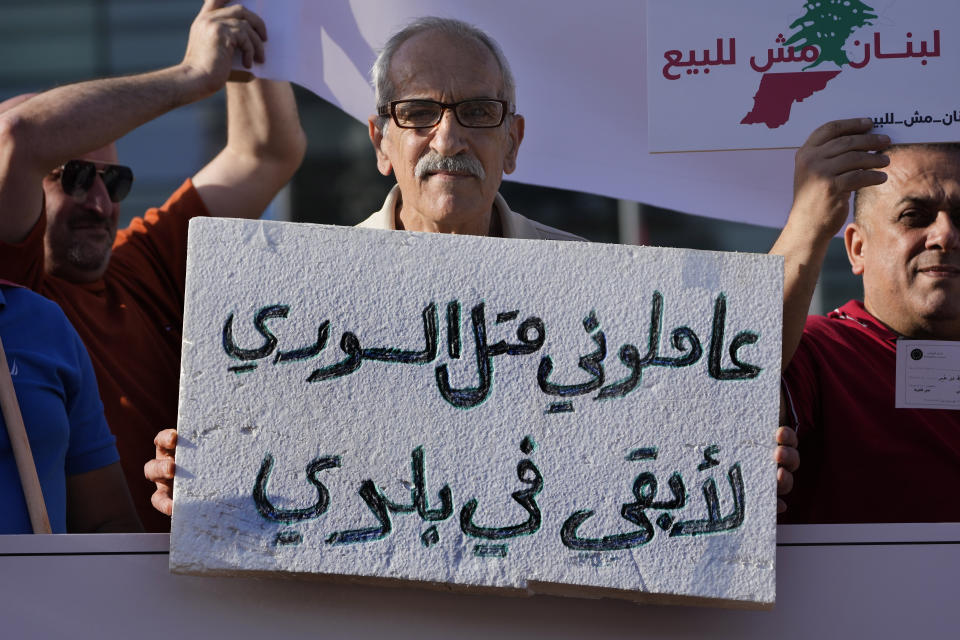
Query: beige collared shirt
[[357, 186, 584, 241]]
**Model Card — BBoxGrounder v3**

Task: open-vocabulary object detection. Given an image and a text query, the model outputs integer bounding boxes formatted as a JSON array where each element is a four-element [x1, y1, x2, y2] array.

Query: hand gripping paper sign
[[170, 218, 783, 608]]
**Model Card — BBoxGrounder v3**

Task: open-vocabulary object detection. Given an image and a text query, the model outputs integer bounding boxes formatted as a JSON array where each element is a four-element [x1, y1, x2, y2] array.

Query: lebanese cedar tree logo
[[741, 0, 878, 129], [785, 0, 878, 69]]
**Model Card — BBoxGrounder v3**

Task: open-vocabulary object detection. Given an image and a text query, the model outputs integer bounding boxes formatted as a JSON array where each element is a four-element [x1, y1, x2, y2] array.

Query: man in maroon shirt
[[772, 119, 960, 523]]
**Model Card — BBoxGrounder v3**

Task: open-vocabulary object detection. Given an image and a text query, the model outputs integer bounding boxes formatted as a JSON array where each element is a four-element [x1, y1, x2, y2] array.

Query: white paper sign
[[895, 339, 960, 409], [647, 0, 960, 151], [170, 218, 783, 607]]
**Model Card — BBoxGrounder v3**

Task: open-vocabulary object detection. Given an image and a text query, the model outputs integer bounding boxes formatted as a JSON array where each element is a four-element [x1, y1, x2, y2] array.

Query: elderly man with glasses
[[0, 0, 305, 532], [145, 17, 578, 519], [357, 17, 580, 240], [147, 16, 799, 521]]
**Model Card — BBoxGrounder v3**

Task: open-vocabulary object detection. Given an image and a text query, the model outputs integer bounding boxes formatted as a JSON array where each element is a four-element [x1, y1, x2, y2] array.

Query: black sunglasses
[[57, 159, 134, 203]]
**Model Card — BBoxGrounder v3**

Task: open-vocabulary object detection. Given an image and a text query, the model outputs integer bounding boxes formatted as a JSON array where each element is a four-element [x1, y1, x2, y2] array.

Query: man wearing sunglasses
[[0, 0, 305, 532], [40, 160, 135, 282]]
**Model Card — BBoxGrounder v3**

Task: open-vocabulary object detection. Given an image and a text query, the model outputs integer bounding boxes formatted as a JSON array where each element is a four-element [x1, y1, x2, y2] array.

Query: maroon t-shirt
[[780, 300, 960, 524]]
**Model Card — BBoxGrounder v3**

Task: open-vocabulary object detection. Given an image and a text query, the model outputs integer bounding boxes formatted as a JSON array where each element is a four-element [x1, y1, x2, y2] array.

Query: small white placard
[[170, 218, 783, 607], [895, 340, 960, 409]]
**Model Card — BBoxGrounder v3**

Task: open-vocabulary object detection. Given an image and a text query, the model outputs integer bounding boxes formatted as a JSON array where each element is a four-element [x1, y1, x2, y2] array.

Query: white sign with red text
[[647, 0, 960, 151]]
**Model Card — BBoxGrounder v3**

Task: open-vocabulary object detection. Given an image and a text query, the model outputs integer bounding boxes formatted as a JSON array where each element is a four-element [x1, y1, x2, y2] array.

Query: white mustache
[[415, 152, 485, 180]]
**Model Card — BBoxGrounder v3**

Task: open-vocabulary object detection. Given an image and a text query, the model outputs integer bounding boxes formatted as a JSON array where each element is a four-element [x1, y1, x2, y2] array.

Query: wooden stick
[[0, 334, 51, 534]]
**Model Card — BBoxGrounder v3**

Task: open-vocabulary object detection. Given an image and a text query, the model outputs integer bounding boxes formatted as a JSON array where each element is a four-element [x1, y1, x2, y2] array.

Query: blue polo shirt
[[0, 284, 119, 533]]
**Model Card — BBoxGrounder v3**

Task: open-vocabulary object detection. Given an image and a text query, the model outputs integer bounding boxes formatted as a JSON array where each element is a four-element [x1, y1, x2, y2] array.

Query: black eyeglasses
[[55, 159, 134, 203], [377, 99, 511, 129]]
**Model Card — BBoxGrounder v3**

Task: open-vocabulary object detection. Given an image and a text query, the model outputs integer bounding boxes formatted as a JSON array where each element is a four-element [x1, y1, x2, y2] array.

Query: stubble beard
[[65, 235, 112, 273]]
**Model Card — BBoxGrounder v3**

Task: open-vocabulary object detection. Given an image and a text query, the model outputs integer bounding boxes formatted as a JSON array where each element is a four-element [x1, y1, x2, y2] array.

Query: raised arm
[[770, 118, 890, 370], [0, 0, 268, 243], [769, 119, 888, 515], [191, 78, 306, 219]]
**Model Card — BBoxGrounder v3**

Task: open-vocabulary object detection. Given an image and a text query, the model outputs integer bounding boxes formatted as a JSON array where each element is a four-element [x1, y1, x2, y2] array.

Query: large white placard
[[170, 219, 782, 607], [647, 0, 960, 151]]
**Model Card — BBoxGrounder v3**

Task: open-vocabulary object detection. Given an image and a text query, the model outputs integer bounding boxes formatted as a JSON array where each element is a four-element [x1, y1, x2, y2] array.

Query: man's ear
[[502, 113, 524, 175], [369, 117, 394, 177], [844, 223, 867, 276]]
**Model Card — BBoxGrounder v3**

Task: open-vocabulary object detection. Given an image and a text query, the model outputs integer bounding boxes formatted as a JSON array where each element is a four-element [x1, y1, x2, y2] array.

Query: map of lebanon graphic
[[740, 0, 875, 128], [740, 71, 841, 128]]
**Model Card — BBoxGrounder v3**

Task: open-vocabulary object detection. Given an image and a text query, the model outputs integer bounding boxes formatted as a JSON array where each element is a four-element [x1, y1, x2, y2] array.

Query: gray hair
[[853, 142, 960, 225], [371, 16, 517, 127]]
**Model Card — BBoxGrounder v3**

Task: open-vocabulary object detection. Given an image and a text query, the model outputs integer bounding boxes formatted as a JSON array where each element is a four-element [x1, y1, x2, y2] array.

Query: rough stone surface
[[170, 218, 783, 607]]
